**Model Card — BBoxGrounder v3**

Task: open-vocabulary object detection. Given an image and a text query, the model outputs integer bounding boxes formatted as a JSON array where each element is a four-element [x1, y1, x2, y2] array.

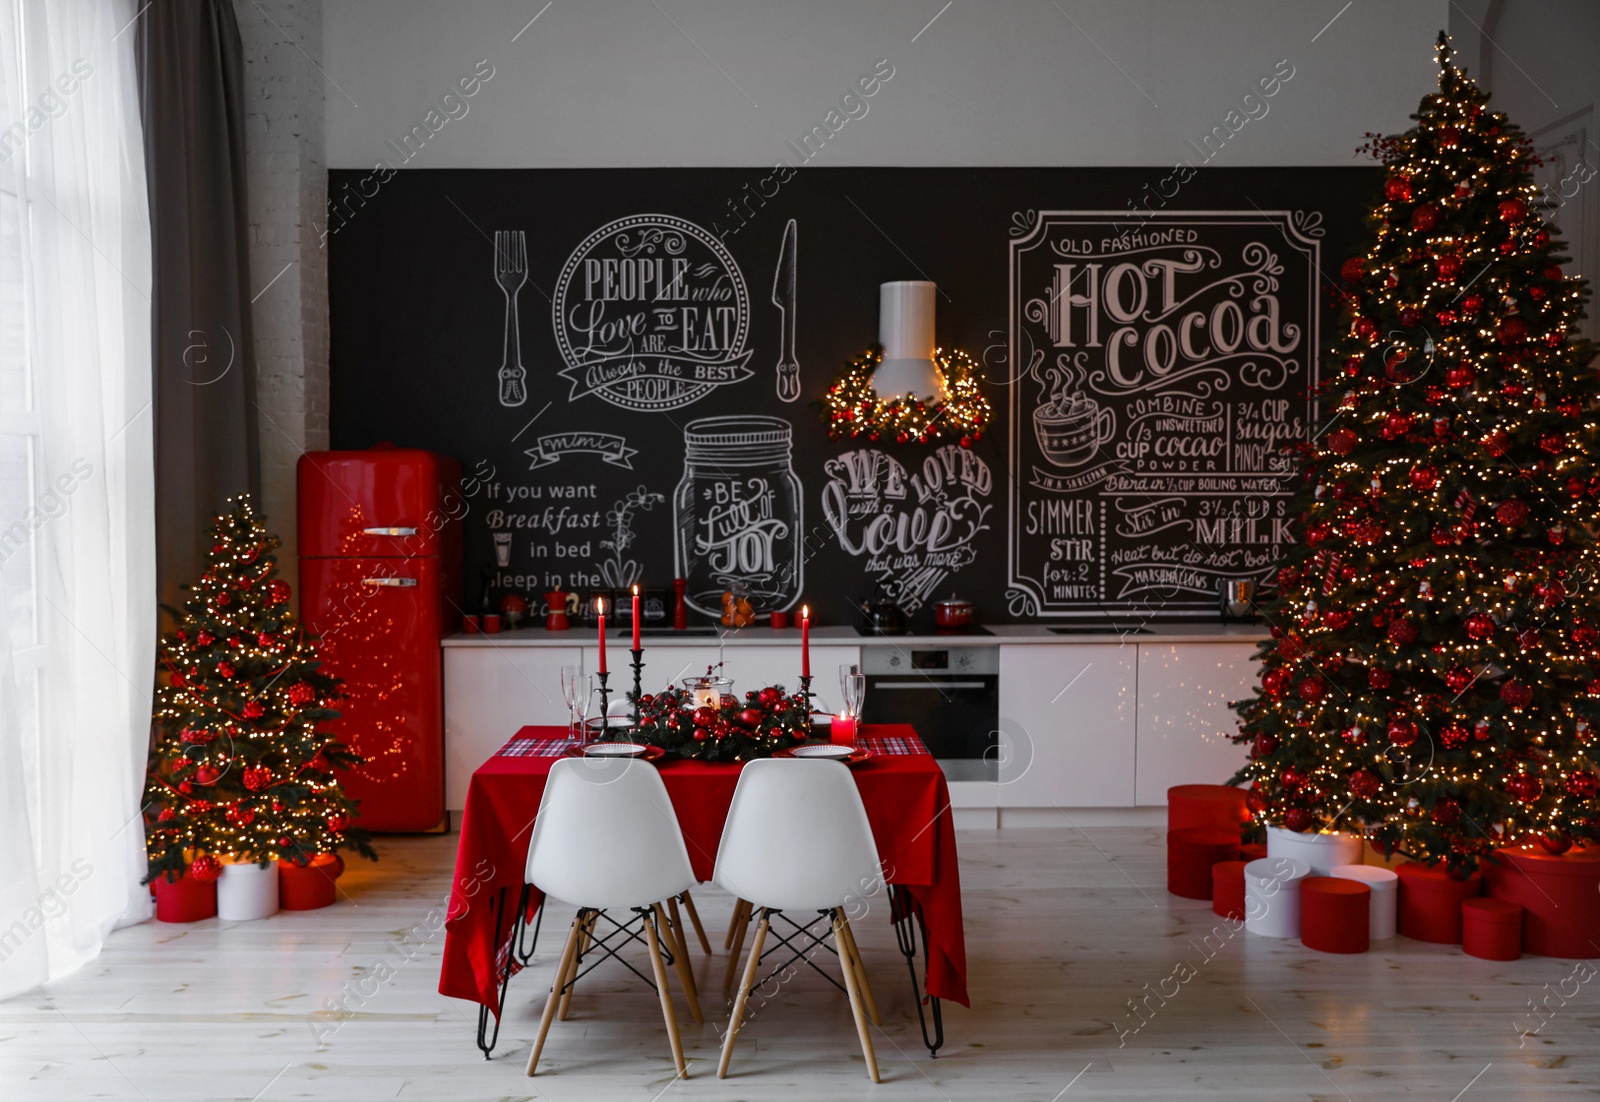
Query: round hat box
[[217, 859, 279, 921], [1244, 856, 1312, 939], [1330, 864, 1400, 940], [1266, 826, 1363, 876]]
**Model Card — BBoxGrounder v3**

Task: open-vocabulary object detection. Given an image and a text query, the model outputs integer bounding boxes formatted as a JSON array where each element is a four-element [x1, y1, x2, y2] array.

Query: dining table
[[437, 723, 968, 1058]]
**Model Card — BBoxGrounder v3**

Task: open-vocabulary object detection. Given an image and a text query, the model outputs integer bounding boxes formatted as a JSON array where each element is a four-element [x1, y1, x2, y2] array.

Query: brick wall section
[[233, 0, 328, 593]]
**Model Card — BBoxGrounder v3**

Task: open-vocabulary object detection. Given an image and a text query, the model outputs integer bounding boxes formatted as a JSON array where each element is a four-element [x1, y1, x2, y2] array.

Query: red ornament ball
[[326, 811, 351, 833], [1409, 465, 1438, 491], [1387, 717, 1418, 747], [1410, 204, 1439, 232], [1430, 799, 1461, 826], [189, 855, 223, 883], [1280, 766, 1307, 790], [1253, 734, 1279, 757], [225, 803, 255, 826], [1439, 723, 1469, 749], [1298, 677, 1325, 702], [287, 682, 316, 706], [1386, 619, 1418, 645], [1509, 773, 1543, 802], [1283, 807, 1315, 833], [1368, 668, 1393, 690], [1339, 257, 1366, 283], [193, 764, 221, 785], [1435, 254, 1463, 282], [1482, 429, 1510, 457], [1384, 175, 1412, 201], [242, 700, 265, 719], [1398, 308, 1420, 328], [1246, 791, 1268, 815], [1326, 427, 1358, 455], [1444, 363, 1474, 388], [1496, 499, 1529, 527], [1497, 317, 1528, 345], [1567, 771, 1600, 799], [738, 708, 764, 728], [242, 766, 272, 791], [1539, 833, 1573, 856], [1540, 432, 1566, 454], [1500, 680, 1533, 708], [1444, 667, 1474, 694], [1381, 412, 1414, 439], [1497, 197, 1528, 223], [691, 705, 718, 728], [1261, 668, 1291, 698], [1349, 770, 1380, 798], [1462, 293, 1483, 313], [1464, 614, 1496, 640]]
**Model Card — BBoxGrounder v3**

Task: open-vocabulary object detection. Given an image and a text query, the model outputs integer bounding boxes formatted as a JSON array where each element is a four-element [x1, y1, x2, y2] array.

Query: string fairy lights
[[1230, 33, 1600, 876], [822, 344, 992, 446]]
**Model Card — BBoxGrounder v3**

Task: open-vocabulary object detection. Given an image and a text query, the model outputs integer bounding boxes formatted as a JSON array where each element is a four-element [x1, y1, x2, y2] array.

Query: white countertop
[[442, 621, 1269, 647]]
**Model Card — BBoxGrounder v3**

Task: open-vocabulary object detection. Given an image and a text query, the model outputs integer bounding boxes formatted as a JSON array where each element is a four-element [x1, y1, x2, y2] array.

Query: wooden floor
[[1, 826, 1594, 1100]]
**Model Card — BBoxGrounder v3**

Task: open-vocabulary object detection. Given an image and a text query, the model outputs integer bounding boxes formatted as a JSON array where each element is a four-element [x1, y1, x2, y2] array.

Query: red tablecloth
[[438, 725, 969, 1016]]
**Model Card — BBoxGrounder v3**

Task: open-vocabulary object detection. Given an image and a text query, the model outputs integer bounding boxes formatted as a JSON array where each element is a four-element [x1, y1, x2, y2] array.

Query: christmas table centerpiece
[[598, 665, 813, 762]]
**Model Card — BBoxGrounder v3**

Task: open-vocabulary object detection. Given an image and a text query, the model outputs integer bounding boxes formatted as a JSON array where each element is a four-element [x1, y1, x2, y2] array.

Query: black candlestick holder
[[596, 670, 612, 733], [630, 648, 644, 725], [799, 673, 814, 718]]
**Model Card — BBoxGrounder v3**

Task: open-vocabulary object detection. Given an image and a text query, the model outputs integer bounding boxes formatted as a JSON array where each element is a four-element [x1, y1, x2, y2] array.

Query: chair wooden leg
[[723, 897, 748, 948], [558, 910, 595, 1020], [837, 913, 882, 1026], [645, 905, 689, 1078], [723, 899, 753, 989], [718, 909, 769, 1079], [664, 896, 704, 1023], [833, 910, 881, 1083], [526, 913, 584, 1076], [680, 891, 713, 955]]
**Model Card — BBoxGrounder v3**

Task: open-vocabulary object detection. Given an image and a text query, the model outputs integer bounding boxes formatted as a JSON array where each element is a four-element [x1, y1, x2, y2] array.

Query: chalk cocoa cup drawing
[[1033, 393, 1114, 468]]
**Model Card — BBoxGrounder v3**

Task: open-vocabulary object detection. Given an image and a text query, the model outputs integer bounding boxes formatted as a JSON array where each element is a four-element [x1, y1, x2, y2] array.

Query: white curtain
[[0, 0, 154, 999]]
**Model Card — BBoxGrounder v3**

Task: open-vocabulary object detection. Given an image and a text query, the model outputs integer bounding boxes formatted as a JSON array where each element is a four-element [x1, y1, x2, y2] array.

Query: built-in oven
[[859, 646, 999, 781]]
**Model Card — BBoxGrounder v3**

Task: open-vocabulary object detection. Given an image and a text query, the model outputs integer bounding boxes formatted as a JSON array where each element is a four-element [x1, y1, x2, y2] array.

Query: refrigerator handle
[[362, 526, 419, 537], [362, 577, 419, 587]]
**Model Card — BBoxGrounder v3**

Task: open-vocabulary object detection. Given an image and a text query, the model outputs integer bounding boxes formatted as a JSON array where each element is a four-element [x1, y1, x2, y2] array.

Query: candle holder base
[[799, 674, 814, 720], [629, 649, 644, 725], [596, 670, 612, 734]]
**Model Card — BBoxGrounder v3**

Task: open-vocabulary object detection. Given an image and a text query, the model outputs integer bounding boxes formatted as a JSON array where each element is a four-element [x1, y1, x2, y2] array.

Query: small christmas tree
[[144, 496, 375, 884], [1231, 34, 1600, 875]]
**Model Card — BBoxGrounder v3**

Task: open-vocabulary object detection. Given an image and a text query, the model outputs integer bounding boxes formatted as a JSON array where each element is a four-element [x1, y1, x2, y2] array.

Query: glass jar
[[673, 416, 803, 616]]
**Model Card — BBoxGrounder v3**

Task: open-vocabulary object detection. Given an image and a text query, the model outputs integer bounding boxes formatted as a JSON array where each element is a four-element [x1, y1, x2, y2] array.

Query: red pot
[[152, 871, 218, 923], [932, 596, 974, 628], [279, 853, 342, 911]]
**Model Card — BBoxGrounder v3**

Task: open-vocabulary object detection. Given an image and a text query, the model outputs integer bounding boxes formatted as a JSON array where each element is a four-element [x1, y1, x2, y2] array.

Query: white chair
[[523, 757, 702, 1078], [713, 759, 886, 1082]]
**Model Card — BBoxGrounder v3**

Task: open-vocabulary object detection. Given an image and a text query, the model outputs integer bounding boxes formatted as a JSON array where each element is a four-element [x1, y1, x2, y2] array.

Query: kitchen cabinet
[[995, 643, 1137, 808], [1134, 642, 1259, 804]]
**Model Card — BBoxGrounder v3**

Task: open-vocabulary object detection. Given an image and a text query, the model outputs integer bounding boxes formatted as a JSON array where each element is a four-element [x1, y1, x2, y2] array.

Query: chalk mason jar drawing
[[673, 416, 803, 616]]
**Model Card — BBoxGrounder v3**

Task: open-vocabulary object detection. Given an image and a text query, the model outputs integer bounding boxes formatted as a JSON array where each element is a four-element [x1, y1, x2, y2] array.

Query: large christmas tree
[[144, 497, 375, 884], [1231, 34, 1600, 875]]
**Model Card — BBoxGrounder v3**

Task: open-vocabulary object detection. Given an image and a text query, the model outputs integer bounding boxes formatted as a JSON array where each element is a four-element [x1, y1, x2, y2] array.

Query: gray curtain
[[136, 0, 261, 608]]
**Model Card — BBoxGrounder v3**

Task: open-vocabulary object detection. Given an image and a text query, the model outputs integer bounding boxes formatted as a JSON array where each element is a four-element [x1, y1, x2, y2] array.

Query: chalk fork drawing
[[771, 218, 800, 402], [494, 229, 529, 407]]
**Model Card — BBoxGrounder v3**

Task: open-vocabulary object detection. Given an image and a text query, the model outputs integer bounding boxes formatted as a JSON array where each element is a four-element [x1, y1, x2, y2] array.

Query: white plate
[[581, 742, 648, 758], [790, 744, 855, 760]]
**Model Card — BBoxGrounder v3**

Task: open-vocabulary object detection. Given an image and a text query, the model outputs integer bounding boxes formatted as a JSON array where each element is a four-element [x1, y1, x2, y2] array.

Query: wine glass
[[560, 664, 586, 738], [839, 663, 865, 719]]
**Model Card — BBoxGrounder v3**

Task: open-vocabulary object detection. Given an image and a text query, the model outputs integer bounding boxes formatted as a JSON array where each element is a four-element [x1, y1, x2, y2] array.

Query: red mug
[[482, 614, 503, 634], [461, 615, 481, 634]]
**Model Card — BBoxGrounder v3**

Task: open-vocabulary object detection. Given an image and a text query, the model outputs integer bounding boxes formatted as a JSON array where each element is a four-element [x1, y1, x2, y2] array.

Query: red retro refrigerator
[[297, 446, 462, 832]]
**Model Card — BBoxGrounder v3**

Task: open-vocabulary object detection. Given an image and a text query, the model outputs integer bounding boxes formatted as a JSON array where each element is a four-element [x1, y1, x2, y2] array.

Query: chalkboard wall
[[328, 166, 1378, 626]]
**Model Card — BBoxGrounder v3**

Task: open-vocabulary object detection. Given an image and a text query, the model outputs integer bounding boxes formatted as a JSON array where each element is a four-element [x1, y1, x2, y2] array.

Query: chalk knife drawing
[[771, 218, 800, 402]]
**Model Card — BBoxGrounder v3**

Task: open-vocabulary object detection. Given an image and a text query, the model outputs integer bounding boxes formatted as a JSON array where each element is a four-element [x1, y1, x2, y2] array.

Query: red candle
[[631, 584, 641, 650], [596, 596, 607, 674], [800, 604, 810, 678]]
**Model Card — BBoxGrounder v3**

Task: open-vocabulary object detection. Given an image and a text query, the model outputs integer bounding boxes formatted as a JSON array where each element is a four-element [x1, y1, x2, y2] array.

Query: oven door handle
[[871, 680, 989, 690]]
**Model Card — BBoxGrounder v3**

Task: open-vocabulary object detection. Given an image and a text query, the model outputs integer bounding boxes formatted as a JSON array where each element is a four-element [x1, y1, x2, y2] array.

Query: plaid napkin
[[860, 732, 929, 756], [496, 736, 573, 759]]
